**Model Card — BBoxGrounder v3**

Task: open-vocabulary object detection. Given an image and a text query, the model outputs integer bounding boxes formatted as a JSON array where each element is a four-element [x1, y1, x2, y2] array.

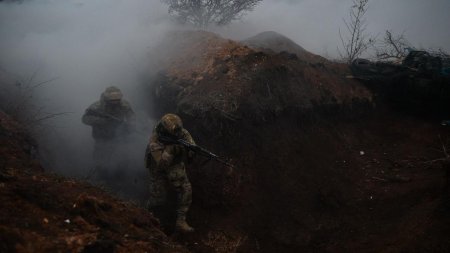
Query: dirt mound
[[150, 30, 372, 123], [0, 110, 187, 253], [242, 31, 326, 64], [146, 31, 450, 252]]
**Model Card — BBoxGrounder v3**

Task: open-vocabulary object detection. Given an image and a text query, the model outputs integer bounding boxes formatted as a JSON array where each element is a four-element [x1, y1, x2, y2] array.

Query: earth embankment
[[146, 31, 450, 252]]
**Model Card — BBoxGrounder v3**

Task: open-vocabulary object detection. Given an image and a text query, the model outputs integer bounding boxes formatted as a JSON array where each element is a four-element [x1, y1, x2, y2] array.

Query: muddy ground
[[0, 111, 186, 252], [179, 107, 450, 253]]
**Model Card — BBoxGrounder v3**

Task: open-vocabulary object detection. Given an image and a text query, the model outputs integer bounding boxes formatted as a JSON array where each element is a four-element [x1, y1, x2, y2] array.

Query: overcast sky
[[222, 0, 450, 57]]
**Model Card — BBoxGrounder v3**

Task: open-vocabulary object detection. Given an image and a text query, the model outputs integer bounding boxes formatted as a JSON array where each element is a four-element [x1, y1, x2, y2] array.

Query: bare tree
[[375, 30, 411, 61], [338, 0, 374, 64], [161, 0, 262, 28], [0, 69, 68, 130], [375, 30, 450, 64], [429, 48, 450, 59]]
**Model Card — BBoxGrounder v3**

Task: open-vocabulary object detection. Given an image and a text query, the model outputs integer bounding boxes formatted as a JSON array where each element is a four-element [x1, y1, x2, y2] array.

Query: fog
[[1, 0, 448, 200], [0, 0, 175, 200]]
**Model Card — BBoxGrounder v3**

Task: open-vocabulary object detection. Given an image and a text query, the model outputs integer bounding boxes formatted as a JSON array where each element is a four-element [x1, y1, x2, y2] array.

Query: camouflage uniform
[[82, 86, 135, 174], [145, 113, 195, 232]]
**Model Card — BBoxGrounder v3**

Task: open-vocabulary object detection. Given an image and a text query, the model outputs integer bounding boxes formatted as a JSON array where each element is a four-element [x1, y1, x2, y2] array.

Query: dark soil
[[172, 106, 449, 253], [0, 111, 187, 253]]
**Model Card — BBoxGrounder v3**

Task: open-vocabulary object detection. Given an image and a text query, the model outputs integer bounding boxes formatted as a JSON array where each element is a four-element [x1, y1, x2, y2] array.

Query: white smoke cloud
[[0, 0, 175, 200], [0, 0, 172, 108]]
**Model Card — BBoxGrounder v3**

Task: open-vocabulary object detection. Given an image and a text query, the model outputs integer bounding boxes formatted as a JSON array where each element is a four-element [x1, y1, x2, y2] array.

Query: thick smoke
[[0, 0, 175, 201]]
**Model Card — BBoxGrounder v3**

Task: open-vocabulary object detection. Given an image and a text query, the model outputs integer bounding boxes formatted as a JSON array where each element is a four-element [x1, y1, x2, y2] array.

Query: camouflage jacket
[[82, 100, 135, 140], [145, 122, 195, 170]]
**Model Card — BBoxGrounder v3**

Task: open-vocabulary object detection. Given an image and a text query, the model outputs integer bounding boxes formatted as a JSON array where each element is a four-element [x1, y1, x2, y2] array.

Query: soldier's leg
[[147, 169, 168, 211], [146, 169, 178, 232], [167, 163, 193, 232], [93, 140, 115, 180]]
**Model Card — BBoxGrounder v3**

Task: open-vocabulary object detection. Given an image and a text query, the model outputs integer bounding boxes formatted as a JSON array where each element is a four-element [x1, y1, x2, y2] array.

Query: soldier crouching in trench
[[82, 86, 136, 180], [145, 113, 195, 233]]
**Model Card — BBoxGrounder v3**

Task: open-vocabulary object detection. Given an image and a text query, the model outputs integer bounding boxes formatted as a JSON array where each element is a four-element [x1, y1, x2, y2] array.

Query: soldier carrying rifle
[[82, 86, 136, 177], [145, 113, 232, 233]]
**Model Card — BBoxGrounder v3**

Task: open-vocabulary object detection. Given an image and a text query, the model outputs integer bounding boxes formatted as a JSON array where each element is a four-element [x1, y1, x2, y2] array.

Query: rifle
[[87, 109, 126, 123], [158, 134, 234, 168]]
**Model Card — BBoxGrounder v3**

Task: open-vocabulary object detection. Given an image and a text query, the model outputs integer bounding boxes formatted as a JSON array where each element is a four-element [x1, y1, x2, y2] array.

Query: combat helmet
[[101, 86, 123, 103], [160, 113, 183, 136]]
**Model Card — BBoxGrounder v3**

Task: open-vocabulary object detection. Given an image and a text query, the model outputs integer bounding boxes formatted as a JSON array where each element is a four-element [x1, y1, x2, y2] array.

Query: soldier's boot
[[175, 213, 194, 233]]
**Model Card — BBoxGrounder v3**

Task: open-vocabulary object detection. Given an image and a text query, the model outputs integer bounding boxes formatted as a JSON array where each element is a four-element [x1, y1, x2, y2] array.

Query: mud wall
[[144, 31, 449, 252], [182, 107, 450, 252]]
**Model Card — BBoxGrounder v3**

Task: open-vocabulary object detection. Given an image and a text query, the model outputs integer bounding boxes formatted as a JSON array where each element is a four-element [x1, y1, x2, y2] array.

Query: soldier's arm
[[81, 103, 109, 126], [122, 100, 136, 123], [121, 100, 137, 132], [127, 108, 136, 123], [160, 146, 175, 168], [153, 127, 176, 168], [147, 129, 171, 169], [145, 129, 159, 168], [180, 129, 196, 145], [180, 129, 196, 160]]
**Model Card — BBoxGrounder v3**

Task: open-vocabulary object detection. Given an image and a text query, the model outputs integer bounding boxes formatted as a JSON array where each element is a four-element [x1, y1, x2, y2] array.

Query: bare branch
[[375, 30, 411, 61], [161, 0, 262, 28], [31, 77, 60, 89], [25, 112, 72, 125], [338, 0, 374, 64], [25, 66, 41, 89]]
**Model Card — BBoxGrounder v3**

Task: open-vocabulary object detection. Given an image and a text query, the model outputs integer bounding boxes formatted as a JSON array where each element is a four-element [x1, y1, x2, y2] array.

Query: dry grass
[[201, 230, 247, 253]]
